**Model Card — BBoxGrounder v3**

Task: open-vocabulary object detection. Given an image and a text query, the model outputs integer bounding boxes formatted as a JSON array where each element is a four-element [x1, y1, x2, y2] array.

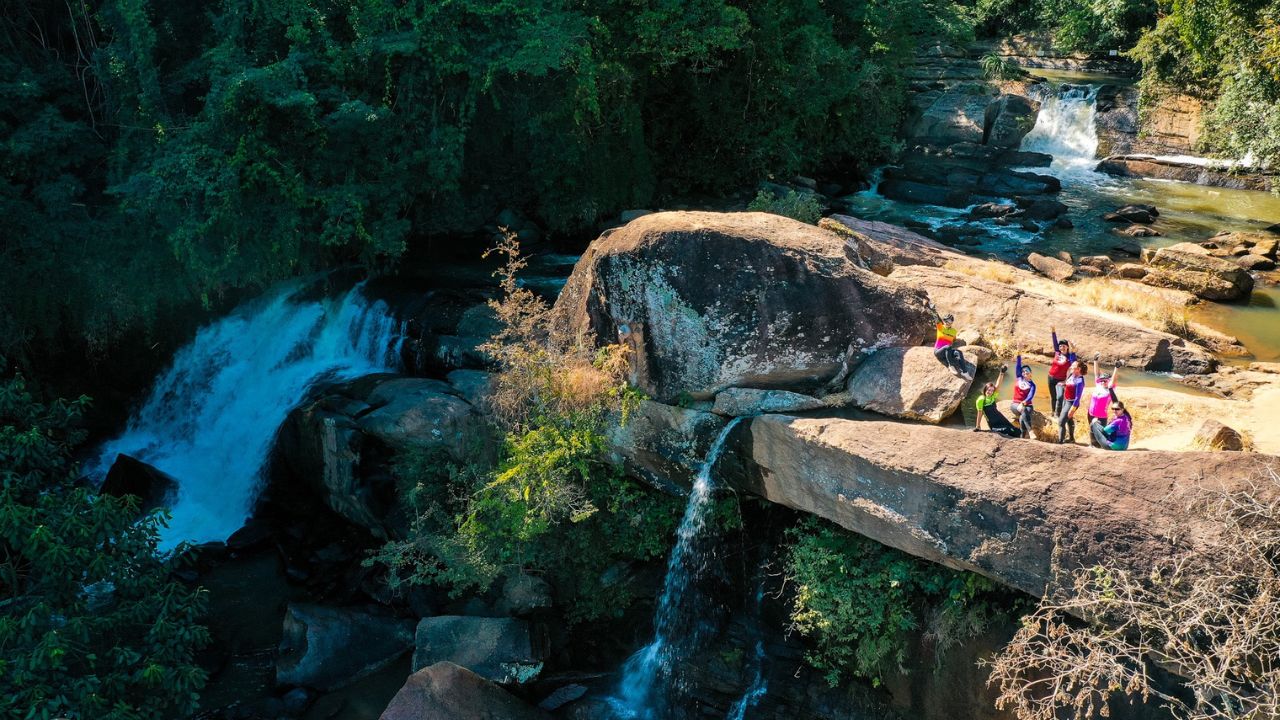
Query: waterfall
[[91, 281, 402, 550], [1020, 84, 1100, 174], [725, 581, 769, 720], [613, 417, 745, 718]]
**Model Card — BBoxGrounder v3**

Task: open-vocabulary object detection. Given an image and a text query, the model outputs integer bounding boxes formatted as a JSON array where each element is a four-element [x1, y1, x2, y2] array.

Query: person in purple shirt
[[1010, 354, 1036, 437], [1090, 400, 1133, 450]]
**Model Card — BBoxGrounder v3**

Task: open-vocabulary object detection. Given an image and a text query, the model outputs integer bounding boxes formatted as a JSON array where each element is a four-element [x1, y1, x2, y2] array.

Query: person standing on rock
[[933, 313, 963, 372], [1011, 354, 1037, 437], [1057, 360, 1087, 444], [1086, 353, 1121, 447], [1047, 327, 1076, 415], [1091, 400, 1133, 451], [974, 364, 1021, 438]]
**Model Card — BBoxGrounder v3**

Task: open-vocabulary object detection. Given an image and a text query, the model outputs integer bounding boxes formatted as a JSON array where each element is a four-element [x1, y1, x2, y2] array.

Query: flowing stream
[[91, 282, 403, 549], [843, 75, 1280, 360], [613, 417, 745, 718]]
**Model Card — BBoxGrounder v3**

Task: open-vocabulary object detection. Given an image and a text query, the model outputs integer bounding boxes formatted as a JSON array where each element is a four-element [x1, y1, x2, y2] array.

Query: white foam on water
[[90, 282, 402, 549]]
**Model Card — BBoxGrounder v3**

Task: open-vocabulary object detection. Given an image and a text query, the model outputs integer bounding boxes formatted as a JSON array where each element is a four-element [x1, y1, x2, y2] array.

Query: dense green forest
[[3, 0, 1276, 379]]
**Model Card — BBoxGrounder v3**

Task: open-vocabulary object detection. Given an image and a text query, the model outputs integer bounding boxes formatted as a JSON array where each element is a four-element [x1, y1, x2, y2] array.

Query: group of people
[[933, 315, 1134, 450]]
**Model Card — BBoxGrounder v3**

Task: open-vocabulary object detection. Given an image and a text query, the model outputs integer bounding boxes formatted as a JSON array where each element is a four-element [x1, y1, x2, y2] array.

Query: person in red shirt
[[1046, 326, 1076, 416]]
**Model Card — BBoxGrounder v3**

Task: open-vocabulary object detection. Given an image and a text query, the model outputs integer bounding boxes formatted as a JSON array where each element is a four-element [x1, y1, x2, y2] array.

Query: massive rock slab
[[889, 264, 1215, 374], [731, 415, 1277, 598], [845, 347, 976, 423], [552, 211, 935, 402], [826, 215, 1217, 374], [380, 662, 549, 720]]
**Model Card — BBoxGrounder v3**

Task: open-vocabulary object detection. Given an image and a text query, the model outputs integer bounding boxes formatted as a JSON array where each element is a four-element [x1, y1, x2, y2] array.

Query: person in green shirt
[[974, 364, 1021, 438]]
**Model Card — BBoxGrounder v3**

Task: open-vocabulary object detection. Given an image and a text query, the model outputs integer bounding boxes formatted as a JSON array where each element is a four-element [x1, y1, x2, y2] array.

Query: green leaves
[[0, 373, 208, 720], [785, 518, 1017, 687]]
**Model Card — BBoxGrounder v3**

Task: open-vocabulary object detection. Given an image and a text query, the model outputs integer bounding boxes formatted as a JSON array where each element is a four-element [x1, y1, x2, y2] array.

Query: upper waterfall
[[1020, 83, 1101, 173], [91, 281, 403, 549]]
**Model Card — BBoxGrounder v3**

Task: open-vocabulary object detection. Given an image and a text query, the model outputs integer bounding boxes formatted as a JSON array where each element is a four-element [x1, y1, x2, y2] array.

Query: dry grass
[[944, 256, 1199, 340], [1058, 278, 1192, 337], [944, 258, 1019, 284], [479, 231, 632, 432]]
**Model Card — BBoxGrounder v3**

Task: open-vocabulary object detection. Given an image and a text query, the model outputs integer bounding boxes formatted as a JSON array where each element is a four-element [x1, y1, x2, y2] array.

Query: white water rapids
[[91, 282, 403, 549], [1020, 84, 1101, 174]]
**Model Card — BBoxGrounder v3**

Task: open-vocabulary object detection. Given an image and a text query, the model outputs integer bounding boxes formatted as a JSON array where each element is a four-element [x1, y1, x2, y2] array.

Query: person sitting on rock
[[974, 364, 1021, 438], [1057, 360, 1087, 444], [1010, 354, 1036, 436], [1091, 400, 1133, 451], [1047, 326, 1077, 415], [933, 313, 963, 371], [1086, 353, 1121, 447]]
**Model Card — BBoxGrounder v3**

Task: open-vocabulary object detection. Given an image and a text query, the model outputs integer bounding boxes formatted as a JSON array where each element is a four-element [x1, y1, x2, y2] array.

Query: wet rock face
[[275, 374, 492, 538], [100, 454, 178, 513], [552, 212, 935, 403], [276, 603, 415, 691], [411, 616, 545, 684]]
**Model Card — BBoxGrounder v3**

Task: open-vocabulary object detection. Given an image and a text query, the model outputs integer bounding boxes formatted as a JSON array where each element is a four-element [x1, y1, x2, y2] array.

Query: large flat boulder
[[1097, 155, 1278, 192], [888, 264, 1215, 374], [825, 215, 1216, 374], [380, 662, 549, 720], [730, 415, 1277, 598], [277, 604, 416, 691], [552, 212, 935, 402], [845, 347, 975, 423]]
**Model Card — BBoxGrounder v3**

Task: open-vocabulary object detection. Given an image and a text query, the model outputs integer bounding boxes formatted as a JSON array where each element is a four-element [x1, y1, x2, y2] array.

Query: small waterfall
[[614, 417, 745, 718], [91, 281, 402, 549], [1020, 84, 1100, 173], [725, 581, 769, 720]]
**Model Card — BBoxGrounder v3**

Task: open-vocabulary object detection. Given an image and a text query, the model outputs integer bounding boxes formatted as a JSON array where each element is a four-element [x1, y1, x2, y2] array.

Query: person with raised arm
[[974, 363, 1021, 438], [933, 312, 963, 372], [1047, 326, 1076, 416], [1056, 359, 1087, 444], [1086, 352, 1121, 447], [1010, 353, 1037, 438]]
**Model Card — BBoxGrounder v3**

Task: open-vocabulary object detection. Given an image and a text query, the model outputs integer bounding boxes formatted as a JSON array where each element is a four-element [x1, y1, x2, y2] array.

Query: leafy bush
[[785, 518, 1019, 686], [0, 370, 209, 719], [748, 189, 824, 224], [369, 237, 680, 622], [979, 54, 1027, 80]]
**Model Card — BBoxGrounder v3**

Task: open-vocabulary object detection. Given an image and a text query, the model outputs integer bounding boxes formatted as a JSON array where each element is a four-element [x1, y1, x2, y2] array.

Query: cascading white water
[[91, 282, 402, 550], [613, 417, 745, 718], [1020, 84, 1101, 174]]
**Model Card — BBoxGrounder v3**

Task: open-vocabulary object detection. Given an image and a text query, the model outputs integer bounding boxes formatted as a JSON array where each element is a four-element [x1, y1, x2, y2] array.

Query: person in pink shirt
[[1086, 352, 1120, 447]]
